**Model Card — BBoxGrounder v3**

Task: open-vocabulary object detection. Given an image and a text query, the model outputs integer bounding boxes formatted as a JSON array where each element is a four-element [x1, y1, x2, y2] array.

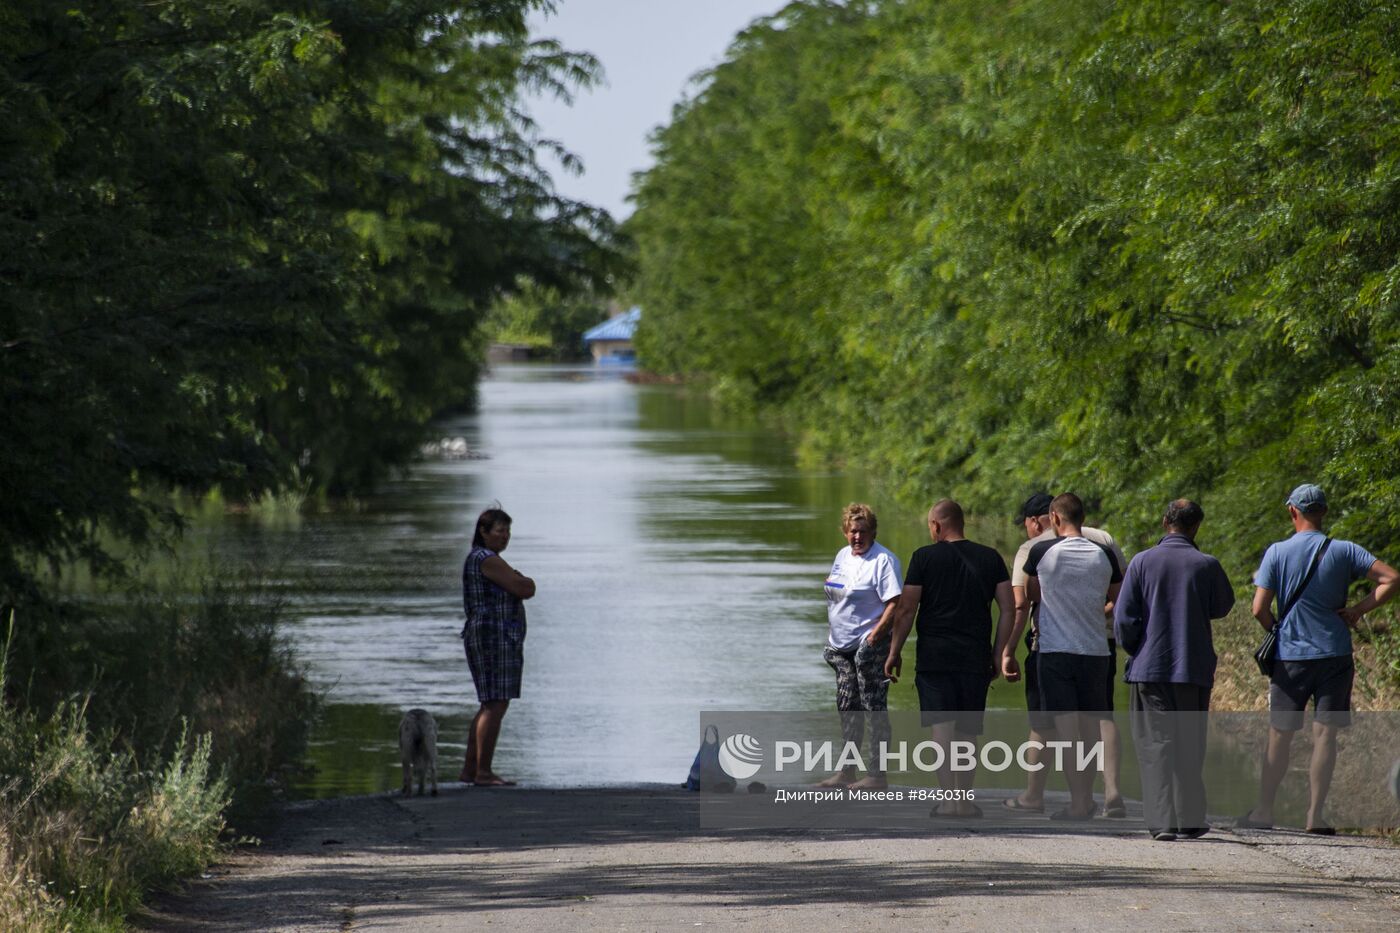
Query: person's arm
[[1004, 584, 1031, 677], [1112, 561, 1144, 656], [1102, 543, 1125, 627], [991, 580, 1016, 682], [1252, 586, 1276, 632], [481, 554, 536, 599], [1021, 541, 1046, 612], [884, 584, 922, 682], [1338, 559, 1400, 627], [1209, 562, 1235, 619], [866, 596, 900, 644]]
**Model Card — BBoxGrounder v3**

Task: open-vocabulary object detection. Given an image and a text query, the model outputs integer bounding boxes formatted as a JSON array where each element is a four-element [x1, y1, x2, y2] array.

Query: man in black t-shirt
[[886, 499, 1015, 817]]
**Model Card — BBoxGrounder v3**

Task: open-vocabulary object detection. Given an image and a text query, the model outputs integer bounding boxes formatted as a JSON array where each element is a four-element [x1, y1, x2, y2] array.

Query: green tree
[[1, 0, 619, 601], [484, 278, 613, 359], [629, 0, 1400, 581]]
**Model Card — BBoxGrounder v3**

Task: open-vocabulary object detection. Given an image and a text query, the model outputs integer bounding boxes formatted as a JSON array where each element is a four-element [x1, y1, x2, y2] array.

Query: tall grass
[[1212, 606, 1400, 711], [0, 570, 316, 930]]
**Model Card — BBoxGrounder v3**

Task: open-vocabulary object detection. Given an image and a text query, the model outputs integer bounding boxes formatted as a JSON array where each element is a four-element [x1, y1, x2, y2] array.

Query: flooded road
[[197, 364, 1061, 795]]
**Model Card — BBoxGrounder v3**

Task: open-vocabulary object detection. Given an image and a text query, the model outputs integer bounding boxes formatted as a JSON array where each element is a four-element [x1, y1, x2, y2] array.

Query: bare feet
[[1002, 795, 1043, 812], [847, 775, 889, 790], [459, 770, 475, 784], [814, 769, 857, 788], [472, 773, 517, 787]]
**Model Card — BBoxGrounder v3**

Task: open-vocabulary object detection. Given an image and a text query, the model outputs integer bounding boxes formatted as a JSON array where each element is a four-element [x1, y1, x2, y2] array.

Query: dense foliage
[[484, 277, 612, 359], [0, 0, 617, 602], [630, 0, 1400, 579]]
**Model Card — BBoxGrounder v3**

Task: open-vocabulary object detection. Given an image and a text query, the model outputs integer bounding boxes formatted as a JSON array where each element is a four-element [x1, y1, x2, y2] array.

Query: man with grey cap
[[1239, 483, 1399, 834]]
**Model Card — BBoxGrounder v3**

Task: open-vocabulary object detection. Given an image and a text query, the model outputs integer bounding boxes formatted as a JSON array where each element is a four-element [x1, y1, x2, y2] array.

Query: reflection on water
[[193, 364, 1128, 797]]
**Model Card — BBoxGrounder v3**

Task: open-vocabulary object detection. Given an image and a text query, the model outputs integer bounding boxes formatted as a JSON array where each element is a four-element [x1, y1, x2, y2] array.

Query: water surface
[[197, 364, 1096, 796]]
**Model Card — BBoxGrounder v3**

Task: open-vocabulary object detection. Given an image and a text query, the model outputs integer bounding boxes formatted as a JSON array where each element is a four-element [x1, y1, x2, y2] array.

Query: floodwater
[[198, 363, 1125, 797]]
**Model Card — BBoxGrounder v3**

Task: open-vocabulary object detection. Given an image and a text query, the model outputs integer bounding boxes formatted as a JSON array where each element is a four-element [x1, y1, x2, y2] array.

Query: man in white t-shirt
[[819, 503, 903, 789]]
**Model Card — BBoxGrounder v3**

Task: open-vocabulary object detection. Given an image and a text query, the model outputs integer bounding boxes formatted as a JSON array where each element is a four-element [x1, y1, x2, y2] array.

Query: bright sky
[[525, 0, 789, 221]]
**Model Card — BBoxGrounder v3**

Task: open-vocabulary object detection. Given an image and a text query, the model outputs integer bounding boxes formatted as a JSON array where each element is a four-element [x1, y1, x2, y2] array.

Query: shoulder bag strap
[[1275, 537, 1332, 629], [946, 541, 990, 596]]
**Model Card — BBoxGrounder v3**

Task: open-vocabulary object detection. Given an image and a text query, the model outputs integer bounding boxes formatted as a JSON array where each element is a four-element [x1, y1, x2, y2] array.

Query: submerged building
[[581, 306, 640, 363]]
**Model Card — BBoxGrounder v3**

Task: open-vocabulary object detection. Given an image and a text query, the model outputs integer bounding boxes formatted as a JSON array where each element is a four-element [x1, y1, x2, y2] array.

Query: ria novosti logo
[[717, 733, 763, 780]]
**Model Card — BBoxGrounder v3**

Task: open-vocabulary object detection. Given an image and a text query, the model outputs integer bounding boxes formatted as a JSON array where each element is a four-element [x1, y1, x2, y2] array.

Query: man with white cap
[[1238, 483, 1399, 834]]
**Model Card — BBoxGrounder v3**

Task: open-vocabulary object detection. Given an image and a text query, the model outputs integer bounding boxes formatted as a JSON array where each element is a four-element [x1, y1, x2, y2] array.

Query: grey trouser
[[1129, 682, 1210, 832]]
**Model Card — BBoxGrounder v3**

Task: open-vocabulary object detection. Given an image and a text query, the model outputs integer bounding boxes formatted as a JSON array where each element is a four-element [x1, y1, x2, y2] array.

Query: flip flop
[[1102, 802, 1128, 819], [930, 803, 980, 819], [1305, 826, 1337, 836], [1002, 798, 1043, 813], [472, 777, 517, 787], [1234, 812, 1273, 830]]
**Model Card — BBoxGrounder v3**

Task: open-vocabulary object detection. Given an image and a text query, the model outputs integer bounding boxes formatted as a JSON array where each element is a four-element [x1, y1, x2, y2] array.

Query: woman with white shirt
[[817, 503, 902, 789]]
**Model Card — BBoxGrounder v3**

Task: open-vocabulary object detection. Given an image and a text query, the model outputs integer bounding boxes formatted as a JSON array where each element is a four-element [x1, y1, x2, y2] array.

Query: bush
[[0, 571, 316, 929], [6, 575, 315, 807], [0, 693, 229, 931]]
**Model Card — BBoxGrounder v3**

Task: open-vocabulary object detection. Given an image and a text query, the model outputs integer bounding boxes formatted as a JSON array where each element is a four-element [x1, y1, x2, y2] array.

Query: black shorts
[[1037, 652, 1112, 717], [1270, 655, 1354, 730], [1023, 650, 1057, 733], [1104, 639, 1118, 713], [915, 670, 990, 735]]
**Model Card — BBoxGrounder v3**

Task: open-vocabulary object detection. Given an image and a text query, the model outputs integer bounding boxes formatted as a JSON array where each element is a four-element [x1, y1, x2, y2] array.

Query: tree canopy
[[1, 0, 619, 601], [629, 0, 1400, 578]]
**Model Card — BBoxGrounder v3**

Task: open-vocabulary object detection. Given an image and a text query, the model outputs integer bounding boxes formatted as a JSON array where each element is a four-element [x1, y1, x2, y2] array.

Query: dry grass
[[0, 711, 227, 933], [1211, 606, 1400, 711], [0, 575, 314, 930]]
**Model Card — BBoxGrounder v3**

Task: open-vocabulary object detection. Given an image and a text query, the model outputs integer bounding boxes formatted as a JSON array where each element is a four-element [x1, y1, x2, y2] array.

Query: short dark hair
[[1164, 499, 1204, 531], [472, 505, 512, 548], [1050, 493, 1085, 527]]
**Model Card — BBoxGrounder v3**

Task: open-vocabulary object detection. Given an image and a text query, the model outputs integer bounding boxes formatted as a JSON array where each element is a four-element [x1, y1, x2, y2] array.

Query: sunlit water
[[193, 363, 1127, 797]]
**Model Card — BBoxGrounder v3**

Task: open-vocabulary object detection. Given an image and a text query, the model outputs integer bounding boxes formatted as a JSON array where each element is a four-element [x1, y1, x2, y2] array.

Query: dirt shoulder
[[138, 785, 1400, 932]]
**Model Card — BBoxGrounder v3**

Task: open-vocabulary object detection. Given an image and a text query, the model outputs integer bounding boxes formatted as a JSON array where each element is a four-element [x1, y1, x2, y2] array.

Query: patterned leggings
[[823, 637, 892, 774]]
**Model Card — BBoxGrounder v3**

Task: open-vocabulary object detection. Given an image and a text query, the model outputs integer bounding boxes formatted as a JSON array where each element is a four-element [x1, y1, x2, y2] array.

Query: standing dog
[[398, 708, 439, 796]]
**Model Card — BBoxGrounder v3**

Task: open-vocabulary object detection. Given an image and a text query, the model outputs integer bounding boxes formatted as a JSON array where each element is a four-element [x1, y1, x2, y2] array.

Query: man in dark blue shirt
[[1113, 499, 1234, 840]]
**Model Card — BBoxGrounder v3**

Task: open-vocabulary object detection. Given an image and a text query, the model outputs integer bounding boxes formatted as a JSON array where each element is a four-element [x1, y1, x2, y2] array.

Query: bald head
[[929, 499, 965, 534]]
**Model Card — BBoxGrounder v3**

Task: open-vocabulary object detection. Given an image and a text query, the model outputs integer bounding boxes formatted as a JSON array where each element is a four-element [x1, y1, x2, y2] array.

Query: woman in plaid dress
[[460, 506, 535, 786]]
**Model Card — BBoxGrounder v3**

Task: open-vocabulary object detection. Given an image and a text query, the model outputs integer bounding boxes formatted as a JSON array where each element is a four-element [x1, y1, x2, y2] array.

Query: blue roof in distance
[[582, 306, 641, 343]]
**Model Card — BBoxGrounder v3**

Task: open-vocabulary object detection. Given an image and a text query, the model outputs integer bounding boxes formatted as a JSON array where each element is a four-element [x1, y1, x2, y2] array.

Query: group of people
[[820, 485, 1398, 839]]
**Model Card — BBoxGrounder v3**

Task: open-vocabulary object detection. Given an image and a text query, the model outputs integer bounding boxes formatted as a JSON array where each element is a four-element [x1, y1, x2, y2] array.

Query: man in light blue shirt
[[1239, 484, 1399, 834]]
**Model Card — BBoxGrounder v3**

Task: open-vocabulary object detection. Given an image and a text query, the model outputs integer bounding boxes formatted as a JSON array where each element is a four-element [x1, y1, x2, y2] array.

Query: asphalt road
[[139, 786, 1400, 931]]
